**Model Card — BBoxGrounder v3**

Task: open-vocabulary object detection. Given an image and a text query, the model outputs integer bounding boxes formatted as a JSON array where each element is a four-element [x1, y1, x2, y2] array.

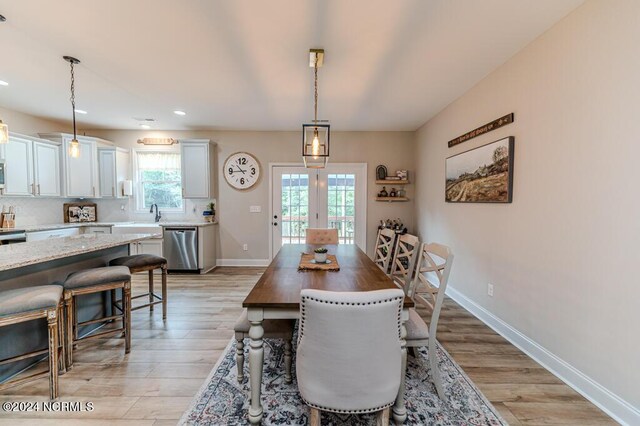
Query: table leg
[[393, 315, 408, 424], [248, 310, 264, 425]]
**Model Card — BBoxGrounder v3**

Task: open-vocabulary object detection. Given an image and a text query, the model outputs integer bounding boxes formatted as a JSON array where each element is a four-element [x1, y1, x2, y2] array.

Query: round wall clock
[[223, 152, 260, 190]]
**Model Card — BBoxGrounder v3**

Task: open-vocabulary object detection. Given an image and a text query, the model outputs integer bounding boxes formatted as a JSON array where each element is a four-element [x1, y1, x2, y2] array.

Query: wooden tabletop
[[243, 244, 414, 309]]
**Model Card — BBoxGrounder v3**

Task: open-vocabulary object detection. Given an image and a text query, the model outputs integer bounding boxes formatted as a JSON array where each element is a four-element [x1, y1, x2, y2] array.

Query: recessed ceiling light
[[0, 80, 8, 86], [173, 110, 186, 116], [140, 124, 151, 129], [74, 109, 87, 114]]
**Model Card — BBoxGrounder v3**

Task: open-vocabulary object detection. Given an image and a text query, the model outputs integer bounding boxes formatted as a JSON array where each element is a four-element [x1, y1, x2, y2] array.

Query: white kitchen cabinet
[[39, 133, 116, 199], [98, 147, 130, 198], [180, 140, 216, 199], [26, 227, 80, 242], [33, 141, 61, 197], [83, 226, 112, 235], [65, 138, 98, 198], [1, 136, 33, 196], [0, 134, 61, 197], [130, 239, 163, 257]]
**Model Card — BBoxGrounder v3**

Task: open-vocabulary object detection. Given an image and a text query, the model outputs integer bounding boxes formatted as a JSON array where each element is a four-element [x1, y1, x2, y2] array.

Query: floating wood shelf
[[375, 180, 409, 185], [375, 197, 409, 202]]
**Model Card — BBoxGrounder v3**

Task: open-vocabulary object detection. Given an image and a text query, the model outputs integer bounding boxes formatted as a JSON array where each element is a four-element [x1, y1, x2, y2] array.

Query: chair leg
[[284, 339, 292, 383], [57, 304, 66, 375], [46, 309, 59, 400], [429, 339, 445, 399], [309, 407, 321, 426], [236, 337, 245, 382], [64, 292, 74, 370], [376, 407, 390, 426], [161, 266, 167, 320], [124, 282, 132, 354], [148, 270, 154, 312]]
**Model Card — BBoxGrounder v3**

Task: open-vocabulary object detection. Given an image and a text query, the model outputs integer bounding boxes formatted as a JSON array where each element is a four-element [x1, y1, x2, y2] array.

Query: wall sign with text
[[448, 113, 514, 148]]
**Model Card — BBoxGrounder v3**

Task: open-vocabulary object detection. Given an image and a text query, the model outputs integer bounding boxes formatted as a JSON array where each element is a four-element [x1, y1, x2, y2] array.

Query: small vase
[[314, 252, 327, 263]]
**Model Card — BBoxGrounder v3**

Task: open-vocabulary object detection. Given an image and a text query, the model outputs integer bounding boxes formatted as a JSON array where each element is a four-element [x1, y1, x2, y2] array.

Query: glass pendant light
[[64, 56, 81, 158], [302, 49, 330, 168]]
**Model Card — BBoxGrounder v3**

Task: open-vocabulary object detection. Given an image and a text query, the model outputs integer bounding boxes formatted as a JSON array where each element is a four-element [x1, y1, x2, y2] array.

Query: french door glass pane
[[328, 173, 356, 244], [281, 174, 309, 246]]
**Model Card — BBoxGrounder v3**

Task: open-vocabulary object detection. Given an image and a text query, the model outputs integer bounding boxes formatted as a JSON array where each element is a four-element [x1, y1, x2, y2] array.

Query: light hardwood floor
[[0, 268, 615, 425]]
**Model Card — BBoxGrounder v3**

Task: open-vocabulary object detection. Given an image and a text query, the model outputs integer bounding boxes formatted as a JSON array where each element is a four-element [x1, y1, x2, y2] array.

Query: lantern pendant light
[[302, 49, 330, 168], [64, 56, 81, 158]]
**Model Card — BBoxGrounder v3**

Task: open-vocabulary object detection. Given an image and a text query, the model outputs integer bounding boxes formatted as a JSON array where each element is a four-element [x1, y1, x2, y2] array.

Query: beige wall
[[87, 129, 416, 261], [414, 0, 639, 417], [0, 106, 65, 135]]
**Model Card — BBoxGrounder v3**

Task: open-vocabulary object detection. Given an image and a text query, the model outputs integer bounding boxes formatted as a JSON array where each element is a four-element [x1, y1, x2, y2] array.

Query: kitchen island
[[0, 233, 157, 381]]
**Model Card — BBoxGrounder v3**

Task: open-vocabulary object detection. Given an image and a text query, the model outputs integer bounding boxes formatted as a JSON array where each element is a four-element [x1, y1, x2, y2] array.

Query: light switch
[[249, 205, 262, 213]]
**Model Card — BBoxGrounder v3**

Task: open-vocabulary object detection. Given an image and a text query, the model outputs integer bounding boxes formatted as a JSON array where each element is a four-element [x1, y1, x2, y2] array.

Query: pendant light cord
[[69, 61, 77, 139], [314, 57, 318, 124]]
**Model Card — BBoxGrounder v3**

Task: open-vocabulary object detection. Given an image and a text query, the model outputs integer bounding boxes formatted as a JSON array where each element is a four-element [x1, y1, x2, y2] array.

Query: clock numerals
[[225, 153, 259, 190]]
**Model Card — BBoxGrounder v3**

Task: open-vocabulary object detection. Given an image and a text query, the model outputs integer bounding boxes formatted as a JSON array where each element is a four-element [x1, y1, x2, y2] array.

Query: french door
[[271, 164, 367, 257]]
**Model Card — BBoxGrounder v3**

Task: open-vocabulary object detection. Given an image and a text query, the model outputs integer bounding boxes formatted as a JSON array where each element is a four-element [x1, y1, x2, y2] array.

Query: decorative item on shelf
[[63, 55, 82, 158], [384, 176, 401, 181], [137, 137, 177, 146], [376, 165, 387, 180], [377, 186, 388, 197], [396, 170, 408, 180], [313, 247, 328, 264], [302, 48, 330, 168], [63, 202, 97, 223], [397, 187, 406, 198], [0, 205, 16, 228], [203, 201, 216, 223], [0, 120, 8, 144], [446, 136, 514, 203], [389, 188, 397, 197]]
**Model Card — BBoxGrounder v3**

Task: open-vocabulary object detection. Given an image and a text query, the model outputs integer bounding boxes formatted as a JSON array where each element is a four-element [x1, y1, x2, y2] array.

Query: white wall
[[414, 0, 639, 422], [86, 129, 416, 261]]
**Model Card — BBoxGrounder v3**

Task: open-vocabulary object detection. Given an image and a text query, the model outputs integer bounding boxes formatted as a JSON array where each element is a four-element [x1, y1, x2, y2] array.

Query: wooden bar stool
[[63, 266, 131, 370], [0, 285, 64, 399], [109, 255, 168, 319]]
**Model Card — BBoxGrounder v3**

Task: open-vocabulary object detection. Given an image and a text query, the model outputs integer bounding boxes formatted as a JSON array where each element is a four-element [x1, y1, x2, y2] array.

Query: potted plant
[[314, 247, 328, 263]]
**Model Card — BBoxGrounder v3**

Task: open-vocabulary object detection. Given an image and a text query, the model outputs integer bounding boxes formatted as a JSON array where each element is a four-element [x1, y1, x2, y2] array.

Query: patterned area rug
[[180, 338, 507, 425]]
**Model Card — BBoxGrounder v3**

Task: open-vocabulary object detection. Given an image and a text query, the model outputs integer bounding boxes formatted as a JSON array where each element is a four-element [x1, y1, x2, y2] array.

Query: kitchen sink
[[111, 223, 163, 238]]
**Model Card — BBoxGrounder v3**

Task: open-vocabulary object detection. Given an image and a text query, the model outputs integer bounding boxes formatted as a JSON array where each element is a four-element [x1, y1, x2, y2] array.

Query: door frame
[[269, 162, 367, 260]]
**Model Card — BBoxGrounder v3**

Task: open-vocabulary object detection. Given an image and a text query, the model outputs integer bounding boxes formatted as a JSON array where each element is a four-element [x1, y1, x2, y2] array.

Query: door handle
[[273, 215, 278, 219], [273, 222, 278, 226]]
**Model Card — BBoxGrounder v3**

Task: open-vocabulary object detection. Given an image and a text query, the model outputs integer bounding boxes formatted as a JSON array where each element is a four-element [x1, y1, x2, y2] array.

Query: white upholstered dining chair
[[389, 233, 421, 293], [234, 311, 295, 383], [405, 242, 454, 399], [296, 289, 405, 426], [373, 228, 396, 273], [305, 228, 339, 245]]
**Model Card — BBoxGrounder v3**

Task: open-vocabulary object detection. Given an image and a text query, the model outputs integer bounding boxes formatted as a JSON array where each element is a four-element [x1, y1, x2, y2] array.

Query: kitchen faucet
[[150, 204, 161, 222]]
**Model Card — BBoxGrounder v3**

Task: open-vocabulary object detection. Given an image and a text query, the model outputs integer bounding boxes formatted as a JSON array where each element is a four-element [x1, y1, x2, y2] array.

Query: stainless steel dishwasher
[[163, 227, 198, 271]]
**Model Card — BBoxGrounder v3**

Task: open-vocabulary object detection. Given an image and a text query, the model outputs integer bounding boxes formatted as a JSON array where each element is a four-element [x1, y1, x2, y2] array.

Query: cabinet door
[[65, 139, 96, 197], [98, 150, 116, 197], [115, 149, 130, 198], [138, 240, 163, 257], [33, 142, 61, 197], [181, 143, 210, 198], [3, 137, 33, 196]]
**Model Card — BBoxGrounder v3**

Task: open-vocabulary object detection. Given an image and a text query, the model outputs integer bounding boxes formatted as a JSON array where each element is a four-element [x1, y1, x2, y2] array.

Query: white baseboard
[[216, 258, 271, 267], [446, 286, 639, 426]]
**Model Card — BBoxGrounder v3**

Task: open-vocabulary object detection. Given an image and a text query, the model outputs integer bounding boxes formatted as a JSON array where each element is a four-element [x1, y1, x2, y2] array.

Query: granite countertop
[[0, 221, 218, 233], [0, 233, 156, 271]]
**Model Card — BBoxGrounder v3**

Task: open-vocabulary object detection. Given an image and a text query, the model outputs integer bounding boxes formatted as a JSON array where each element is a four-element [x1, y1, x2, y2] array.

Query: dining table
[[242, 243, 414, 424]]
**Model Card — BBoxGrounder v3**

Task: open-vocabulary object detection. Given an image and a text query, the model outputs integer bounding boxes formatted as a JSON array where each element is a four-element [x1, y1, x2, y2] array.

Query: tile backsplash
[[1, 197, 213, 226]]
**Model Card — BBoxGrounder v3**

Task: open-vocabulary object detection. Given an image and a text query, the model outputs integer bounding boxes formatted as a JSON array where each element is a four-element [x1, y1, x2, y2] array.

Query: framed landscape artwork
[[445, 136, 514, 203]]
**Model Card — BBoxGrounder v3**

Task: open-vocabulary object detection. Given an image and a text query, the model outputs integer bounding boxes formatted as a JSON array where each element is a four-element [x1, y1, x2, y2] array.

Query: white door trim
[[269, 162, 368, 260]]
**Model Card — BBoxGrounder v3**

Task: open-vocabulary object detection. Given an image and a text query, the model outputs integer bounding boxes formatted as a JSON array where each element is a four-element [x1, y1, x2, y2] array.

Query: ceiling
[[0, 0, 583, 131]]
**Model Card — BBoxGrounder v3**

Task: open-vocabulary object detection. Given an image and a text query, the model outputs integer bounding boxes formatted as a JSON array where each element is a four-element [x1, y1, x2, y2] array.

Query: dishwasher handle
[[164, 227, 197, 232]]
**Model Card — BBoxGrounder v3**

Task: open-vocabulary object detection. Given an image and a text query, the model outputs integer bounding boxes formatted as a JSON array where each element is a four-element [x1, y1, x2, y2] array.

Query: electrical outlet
[[243, 244, 248, 251], [487, 283, 494, 297]]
